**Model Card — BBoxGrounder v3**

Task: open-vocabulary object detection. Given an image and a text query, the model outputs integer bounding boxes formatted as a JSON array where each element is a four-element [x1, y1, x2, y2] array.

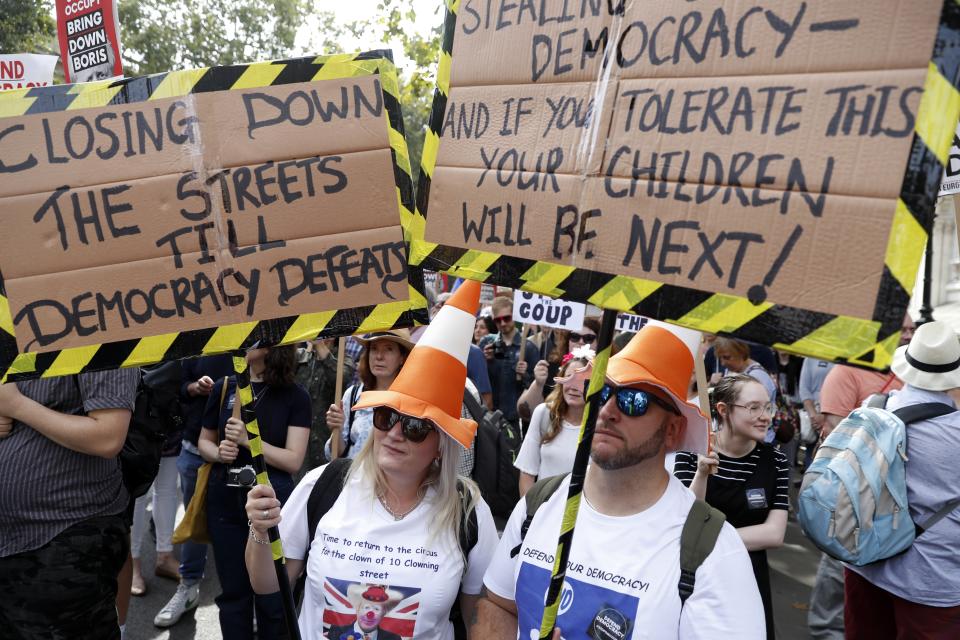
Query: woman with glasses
[[515, 349, 593, 496], [673, 373, 790, 638], [243, 282, 498, 640]]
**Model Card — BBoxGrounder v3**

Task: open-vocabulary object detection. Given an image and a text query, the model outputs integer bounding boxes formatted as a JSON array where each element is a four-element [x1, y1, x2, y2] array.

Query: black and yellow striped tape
[[411, 1, 960, 371], [0, 51, 428, 383], [537, 310, 616, 639]]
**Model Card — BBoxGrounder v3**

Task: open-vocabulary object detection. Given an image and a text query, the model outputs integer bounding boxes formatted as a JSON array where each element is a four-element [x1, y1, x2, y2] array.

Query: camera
[[226, 465, 257, 488], [492, 336, 508, 359]]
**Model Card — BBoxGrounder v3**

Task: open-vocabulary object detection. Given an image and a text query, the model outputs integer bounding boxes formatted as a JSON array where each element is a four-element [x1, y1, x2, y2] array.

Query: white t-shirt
[[514, 404, 580, 479], [484, 475, 766, 640], [280, 464, 500, 640]]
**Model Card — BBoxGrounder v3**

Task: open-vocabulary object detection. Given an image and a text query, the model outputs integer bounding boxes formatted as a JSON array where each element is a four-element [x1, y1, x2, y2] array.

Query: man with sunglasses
[[477, 325, 764, 639], [480, 295, 540, 427]]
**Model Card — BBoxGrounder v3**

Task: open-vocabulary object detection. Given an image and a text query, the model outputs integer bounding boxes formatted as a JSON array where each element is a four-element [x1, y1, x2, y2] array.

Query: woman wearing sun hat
[[324, 329, 414, 460], [244, 281, 499, 640]]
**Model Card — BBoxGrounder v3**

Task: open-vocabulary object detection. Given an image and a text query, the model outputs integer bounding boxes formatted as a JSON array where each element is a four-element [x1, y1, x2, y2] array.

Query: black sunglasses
[[372, 407, 436, 443], [599, 384, 681, 417], [569, 332, 597, 343]]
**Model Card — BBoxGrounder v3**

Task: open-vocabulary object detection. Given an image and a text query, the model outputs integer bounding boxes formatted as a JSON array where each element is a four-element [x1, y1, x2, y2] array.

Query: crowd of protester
[[1, 280, 957, 640]]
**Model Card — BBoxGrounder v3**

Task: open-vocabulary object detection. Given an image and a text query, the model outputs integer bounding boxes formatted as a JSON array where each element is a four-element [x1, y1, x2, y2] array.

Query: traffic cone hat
[[606, 324, 709, 454], [352, 280, 481, 449]]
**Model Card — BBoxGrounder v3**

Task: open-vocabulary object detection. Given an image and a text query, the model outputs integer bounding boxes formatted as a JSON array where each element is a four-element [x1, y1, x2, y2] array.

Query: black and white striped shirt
[[0, 369, 138, 556], [674, 446, 791, 511]]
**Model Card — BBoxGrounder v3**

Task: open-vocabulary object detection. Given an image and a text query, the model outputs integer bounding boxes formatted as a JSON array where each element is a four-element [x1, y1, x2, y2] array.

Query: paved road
[[126, 542, 222, 640], [127, 509, 821, 639]]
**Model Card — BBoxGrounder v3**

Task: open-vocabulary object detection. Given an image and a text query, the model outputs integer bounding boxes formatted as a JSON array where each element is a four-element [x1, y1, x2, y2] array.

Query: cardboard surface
[[0, 53, 426, 378], [416, 0, 959, 367]]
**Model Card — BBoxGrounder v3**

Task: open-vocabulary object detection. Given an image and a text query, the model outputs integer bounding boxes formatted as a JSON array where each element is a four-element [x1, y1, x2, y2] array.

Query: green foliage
[[0, 0, 56, 54], [117, 0, 338, 75], [346, 0, 442, 181], [114, 0, 442, 178]]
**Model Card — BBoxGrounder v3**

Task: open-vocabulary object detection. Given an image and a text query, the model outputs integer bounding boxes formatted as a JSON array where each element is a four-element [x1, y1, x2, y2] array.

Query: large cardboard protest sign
[[0, 54, 58, 91], [410, 0, 960, 369], [0, 52, 427, 381], [55, 0, 123, 83]]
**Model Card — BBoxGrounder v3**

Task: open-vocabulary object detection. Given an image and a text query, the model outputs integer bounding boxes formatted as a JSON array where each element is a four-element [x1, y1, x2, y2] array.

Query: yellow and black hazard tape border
[[0, 51, 429, 383], [411, 0, 960, 371]]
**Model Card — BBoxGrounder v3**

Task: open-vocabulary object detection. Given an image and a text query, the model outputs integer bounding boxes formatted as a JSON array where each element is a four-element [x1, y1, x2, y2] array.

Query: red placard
[[55, 0, 123, 83]]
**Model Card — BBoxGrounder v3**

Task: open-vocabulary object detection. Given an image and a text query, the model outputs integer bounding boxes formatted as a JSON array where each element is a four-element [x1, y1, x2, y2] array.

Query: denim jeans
[[176, 446, 208, 584]]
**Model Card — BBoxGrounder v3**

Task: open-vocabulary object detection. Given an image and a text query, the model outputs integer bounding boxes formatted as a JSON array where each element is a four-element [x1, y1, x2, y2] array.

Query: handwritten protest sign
[[0, 54, 58, 91], [55, 0, 123, 83], [514, 290, 584, 330], [411, 0, 960, 369], [0, 52, 427, 381], [616, 313, 648, 334]]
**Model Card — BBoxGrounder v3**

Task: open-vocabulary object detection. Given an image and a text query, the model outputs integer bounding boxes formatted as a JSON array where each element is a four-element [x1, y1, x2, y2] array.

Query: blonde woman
[[245, 282, 498, 640]]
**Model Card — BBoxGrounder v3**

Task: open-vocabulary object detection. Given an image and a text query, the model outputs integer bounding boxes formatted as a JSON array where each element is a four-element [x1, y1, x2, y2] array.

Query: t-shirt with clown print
[[280, 462, 499, 640], [483, 475, 765, 640]]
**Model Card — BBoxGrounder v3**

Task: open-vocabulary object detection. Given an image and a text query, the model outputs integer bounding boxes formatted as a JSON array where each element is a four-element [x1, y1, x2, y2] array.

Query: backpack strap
[[916, 497, 960, 536], [462, 388, 485, 423], [678, 500, 726, 606], [343, 384, 363, 455], [865, 393, 889, 409], [304, 458, 353, 563], [510, 474, 568, 558], [892, 402, 956, 426]]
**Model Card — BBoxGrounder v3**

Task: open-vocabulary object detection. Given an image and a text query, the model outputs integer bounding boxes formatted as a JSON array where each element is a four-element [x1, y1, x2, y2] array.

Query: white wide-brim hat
[[891, 321, 960, 391]]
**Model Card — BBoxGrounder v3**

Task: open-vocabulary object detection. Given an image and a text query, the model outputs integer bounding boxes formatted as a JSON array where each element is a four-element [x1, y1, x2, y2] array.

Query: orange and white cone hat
[[352, 280, 481, 448], [606, 322, 709, 454]]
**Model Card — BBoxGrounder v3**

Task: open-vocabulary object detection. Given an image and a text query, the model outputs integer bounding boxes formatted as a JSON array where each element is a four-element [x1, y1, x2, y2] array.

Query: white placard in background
[[513, 291, 585, 330]]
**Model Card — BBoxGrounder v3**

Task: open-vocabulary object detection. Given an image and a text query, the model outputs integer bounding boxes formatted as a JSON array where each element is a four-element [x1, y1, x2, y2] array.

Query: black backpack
[[122, 362, 185, 499], [511, 475, 726, 606], [296, 458, 479, 639], [462, 390, 521, 523], [71, 364, 184, 500]]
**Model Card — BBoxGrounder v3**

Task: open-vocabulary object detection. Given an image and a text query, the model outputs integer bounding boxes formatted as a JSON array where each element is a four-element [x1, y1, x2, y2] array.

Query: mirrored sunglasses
[[372, 406, 436, 443], [598, 384, 681, 417]]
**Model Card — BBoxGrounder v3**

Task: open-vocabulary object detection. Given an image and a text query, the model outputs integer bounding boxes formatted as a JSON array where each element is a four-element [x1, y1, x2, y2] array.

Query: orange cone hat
[[606, 325, 709, 454], [352, 280, 481, 448]]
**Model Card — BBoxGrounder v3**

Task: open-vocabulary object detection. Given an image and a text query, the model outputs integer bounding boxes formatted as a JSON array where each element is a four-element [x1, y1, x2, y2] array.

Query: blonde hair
[[347, 426, 481, 562]]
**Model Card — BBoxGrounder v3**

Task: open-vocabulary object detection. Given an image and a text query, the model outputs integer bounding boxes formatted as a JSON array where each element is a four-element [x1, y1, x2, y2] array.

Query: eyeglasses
[[372, 407, 436, 442], [569, 332, 597, 344], [493, 315, 512, 325], [599, 384, 681, 417], [730, 403, 775, 419]]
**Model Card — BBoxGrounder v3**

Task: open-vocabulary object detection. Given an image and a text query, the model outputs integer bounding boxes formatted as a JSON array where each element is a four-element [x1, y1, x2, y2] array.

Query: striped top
[[0, 369, 138, 557], [674, 446, 791, 511]]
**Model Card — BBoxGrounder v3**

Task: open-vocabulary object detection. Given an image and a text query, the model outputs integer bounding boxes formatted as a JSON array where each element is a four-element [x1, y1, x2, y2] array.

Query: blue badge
[[746, 488, 768, 510]]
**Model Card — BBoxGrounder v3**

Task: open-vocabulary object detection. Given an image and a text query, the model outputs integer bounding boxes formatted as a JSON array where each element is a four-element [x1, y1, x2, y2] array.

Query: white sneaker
[[154, 582, 200, 627]]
